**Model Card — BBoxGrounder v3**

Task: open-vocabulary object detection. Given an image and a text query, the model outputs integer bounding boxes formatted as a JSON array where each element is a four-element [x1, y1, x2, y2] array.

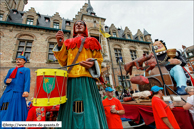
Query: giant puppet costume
[[153, 39, 188, 95], [53, 21, 108, 128], [0, 56, 30, 127]]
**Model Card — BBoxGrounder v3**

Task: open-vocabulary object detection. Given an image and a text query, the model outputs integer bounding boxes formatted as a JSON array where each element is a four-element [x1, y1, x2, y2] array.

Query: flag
[[21, 51, 24, 56], [99, 21, 111, 38]]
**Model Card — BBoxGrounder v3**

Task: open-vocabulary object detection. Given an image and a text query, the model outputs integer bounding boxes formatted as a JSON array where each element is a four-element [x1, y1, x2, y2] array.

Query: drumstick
[[59, 18, 63, 42], [58, 59, 97, 69]]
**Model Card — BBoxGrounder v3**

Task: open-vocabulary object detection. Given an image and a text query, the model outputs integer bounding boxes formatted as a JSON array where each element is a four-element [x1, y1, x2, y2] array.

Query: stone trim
[[14, 32, 36, 40]]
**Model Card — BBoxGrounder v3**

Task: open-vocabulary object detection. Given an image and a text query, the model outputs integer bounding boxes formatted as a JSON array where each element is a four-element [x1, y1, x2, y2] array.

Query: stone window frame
[[49, 12, 62, 29], [130, 50, 137, 60], [129, 46, 137, 61], [26, 18, 34, 25], [0, 14, 3, 21], [22, 8, 39, 26], [53, 21, 59, 29], [118, 75, 131, 87], [114, 48, 123, 63], [13, 39, 33, 62], [143, 51, 149, 55], [47, 41, 58, 63], [140, 36, 144, 41], [126, 33, 132, 39], [112, 32, 117, 37]]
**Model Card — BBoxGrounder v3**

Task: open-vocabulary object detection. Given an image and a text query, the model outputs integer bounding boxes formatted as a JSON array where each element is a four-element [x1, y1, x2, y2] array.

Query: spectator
[[151, 85, 180, 129], [102, 87, 125, 129], [115, 89, 119, 99], [183, 86, 194, 121]]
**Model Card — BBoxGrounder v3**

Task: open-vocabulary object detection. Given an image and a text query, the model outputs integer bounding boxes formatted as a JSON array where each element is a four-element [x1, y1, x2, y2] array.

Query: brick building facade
[[0, 0, 152, 99]]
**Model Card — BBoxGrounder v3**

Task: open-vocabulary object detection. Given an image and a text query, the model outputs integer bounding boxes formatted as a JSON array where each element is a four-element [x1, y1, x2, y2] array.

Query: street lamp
[[117, 57, 127, 98]]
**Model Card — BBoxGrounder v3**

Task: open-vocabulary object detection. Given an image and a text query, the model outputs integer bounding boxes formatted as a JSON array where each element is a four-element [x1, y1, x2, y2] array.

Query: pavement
[[122, 122, 134, 129]]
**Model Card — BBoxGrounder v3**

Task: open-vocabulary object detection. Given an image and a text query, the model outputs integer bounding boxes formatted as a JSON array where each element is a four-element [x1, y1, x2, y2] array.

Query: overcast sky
[[24, 0, 193, 51]]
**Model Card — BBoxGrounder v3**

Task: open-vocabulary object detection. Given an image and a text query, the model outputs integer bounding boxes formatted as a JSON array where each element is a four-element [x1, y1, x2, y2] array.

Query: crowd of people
[[0, 20, 193, 129]]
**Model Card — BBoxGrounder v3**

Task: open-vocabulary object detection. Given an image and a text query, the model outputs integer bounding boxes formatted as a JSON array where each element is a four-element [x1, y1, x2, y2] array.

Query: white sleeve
[[187, 95, 194, 105]]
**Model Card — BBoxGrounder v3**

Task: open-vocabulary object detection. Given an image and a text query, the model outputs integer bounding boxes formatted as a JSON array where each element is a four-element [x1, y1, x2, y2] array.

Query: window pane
[[114, 49, 117, 53], [119, 53, 122, 56], [24, 52, 30, 59], [25, 47, 31, 52], [113, 32, 116, 37], [119, 82, 122, 86], [49, 48, 53, 52], [53, 22, 59, 29], [118, 76, 121, 80], [48, 54, 54, 60], [118, 50, 121, 53], [126, 76, 129, 79], [49, 44, 54, 48], [16, 52, 21, 58], [18, 46, 24, 51], [19, 41, 25, 46], [27, 42, 32, 46], [27, 18, 33, 25], [0, 14, 3, 21], [115, 53, 118, 56]]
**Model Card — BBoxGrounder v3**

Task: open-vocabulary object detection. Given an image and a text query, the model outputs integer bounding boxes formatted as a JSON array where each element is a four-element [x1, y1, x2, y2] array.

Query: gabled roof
[[144, 29, 151, 36], [6, 9, 71, 31]]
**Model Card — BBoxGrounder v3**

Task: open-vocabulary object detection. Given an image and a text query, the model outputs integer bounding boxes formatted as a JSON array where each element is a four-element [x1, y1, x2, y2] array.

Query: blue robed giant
[[0, 67, 30, 128]]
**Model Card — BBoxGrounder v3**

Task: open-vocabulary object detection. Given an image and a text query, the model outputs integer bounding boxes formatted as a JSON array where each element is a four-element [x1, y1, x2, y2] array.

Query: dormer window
[[91, 13, 95, 16], [53, 22, 59, 29], [66, 21, 70, 26], [112, 32, 117, 37], [140, 37, 144, 41], [44, 17, 50, 22], [0, 14, 3, 21], [13, 11, 17, 14], [27, 18, 33, 25], [127, 34, 131, 39]]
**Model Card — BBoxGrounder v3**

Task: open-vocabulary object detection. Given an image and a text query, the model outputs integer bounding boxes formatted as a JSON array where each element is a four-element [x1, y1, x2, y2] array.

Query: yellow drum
[[33, 69, 68, 106]]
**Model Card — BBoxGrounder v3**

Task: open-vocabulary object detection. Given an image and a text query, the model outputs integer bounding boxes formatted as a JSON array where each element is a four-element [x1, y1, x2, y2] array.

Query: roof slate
[[6, 9, 68, 30]]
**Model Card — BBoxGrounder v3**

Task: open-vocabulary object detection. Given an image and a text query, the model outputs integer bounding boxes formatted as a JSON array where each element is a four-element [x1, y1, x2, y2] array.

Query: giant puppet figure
[[53, 20, 108, 128], [0, 56, 30, 126], [153, 39, 188, 95]]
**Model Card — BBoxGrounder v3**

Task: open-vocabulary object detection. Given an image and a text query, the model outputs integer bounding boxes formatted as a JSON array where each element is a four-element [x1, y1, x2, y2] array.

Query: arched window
[[47, 37, 57, 63], [129, 47, 137, 60], [26, 15, 34, 25], [53, 20, 59, 29], [16, 40, 32, 61], [112, 32, 117, 37], [114, 47, 123, 63]]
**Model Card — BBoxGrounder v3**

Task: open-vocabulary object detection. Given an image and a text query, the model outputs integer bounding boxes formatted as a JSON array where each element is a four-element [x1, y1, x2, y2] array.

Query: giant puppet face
[[74, 21, 86, 35], [153, 41, 167, 53], [16, 58, 26, 66]]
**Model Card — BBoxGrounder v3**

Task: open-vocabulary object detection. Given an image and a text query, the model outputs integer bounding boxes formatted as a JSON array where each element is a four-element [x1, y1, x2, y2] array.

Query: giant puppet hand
[[55, 30, 64, 47], [168, 58, 181, 65], [6, 78, 12, 83], [79, 58, 95, 69], [22, 92, 29, 97]]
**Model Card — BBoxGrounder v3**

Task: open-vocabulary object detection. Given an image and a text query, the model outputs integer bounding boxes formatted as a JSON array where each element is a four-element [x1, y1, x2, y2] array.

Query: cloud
[[24, 1, 193, 50]]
